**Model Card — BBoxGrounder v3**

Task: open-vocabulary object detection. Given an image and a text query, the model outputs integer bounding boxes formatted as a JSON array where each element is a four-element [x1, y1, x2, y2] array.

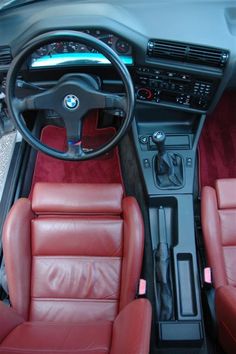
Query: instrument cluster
[[30, 29, 133, 68]]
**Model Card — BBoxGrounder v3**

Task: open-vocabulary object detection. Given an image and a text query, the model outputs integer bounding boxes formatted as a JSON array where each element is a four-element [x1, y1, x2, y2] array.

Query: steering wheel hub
[[64, 94, 80, 110]]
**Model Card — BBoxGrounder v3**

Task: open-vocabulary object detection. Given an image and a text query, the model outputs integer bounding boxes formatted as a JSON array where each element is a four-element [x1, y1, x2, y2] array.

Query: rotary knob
[[137, 88, 153, 100]]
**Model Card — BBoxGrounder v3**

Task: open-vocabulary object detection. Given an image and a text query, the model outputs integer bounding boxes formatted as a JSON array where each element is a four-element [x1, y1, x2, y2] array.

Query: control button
[[139, 136, 148, 144], [140, 79, 148, 85], [143, 158, 151, 168], [137, 88, 153, 100], [149, 79, 158, 88], [186, 157, 192, 167]]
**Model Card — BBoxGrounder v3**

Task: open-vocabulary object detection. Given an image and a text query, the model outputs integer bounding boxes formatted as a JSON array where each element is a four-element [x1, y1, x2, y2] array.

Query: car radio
[[135, 66, 220, 110]]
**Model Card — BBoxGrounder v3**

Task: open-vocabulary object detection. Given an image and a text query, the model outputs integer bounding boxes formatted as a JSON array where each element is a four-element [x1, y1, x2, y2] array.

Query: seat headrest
[[32, 183, 124, 214], [215, 179, 236, 209]]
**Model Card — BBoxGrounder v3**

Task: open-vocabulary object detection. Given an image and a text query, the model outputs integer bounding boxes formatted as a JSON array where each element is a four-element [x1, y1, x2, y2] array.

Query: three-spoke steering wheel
[[6, 31, 135, 160]]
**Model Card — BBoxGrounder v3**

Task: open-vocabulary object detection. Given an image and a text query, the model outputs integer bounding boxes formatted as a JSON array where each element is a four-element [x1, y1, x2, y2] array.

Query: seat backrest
[[201, 178, 236, 289], [3, 183, 144, 322]]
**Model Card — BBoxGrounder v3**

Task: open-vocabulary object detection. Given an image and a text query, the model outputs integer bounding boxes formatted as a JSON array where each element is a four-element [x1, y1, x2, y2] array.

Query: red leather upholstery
[[201, 178, 236, 353], [3, 199, 34, 319], [0, 320, 113, 354], [0, 302, 24, 343], [216, 286, 236, 354], [110, 299, 152, 354], [32, 183, 123, 214], [0, 183, 151, 353]]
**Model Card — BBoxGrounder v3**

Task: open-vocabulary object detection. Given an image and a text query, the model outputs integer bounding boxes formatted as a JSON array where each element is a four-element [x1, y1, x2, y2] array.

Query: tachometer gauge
[[115, 39, 130, 54]]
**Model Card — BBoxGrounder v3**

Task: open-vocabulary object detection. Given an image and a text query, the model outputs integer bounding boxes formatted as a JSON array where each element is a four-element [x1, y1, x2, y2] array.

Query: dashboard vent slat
[[147, 40, 229, 69], [0, 46, 12, 65]]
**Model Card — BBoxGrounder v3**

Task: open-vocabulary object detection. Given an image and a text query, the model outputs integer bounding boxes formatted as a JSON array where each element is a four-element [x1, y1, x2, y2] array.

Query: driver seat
[[0, 183, 152, 354]]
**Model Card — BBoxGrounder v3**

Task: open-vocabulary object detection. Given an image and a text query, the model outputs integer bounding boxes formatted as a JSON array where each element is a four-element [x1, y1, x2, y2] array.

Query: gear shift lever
[[152, 130, 184, 188], [152, 131, 166, 154], [152, 131, 170, 175]]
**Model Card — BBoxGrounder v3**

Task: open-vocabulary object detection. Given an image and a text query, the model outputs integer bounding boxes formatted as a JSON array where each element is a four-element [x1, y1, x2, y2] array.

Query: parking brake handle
[[154, 206, 173, 321]]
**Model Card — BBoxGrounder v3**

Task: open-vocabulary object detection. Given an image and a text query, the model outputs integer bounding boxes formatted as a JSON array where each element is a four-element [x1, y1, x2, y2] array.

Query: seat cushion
[[216, 286, 236, 354], [0, 321, 112, 354]]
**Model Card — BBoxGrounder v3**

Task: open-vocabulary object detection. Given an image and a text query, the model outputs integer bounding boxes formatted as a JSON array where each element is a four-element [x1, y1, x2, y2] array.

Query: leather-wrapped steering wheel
[[6, 30, 135, 160]]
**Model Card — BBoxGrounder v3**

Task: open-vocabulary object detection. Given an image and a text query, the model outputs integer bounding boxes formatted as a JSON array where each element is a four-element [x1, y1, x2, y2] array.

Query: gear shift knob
[[152, 131, 166, 154]]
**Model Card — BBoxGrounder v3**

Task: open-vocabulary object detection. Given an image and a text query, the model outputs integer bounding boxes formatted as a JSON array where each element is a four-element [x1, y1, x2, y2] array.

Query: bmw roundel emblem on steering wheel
[[64, 94, 80, 110]]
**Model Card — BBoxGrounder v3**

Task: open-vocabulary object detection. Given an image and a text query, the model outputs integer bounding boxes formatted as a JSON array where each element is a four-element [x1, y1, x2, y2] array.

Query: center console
[[132, 93, 208, 353], [132, 104, 208, 352]]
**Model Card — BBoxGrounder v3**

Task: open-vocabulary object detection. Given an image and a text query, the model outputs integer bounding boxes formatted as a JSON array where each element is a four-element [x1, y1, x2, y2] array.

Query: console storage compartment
[[149, 196, 204, 349]]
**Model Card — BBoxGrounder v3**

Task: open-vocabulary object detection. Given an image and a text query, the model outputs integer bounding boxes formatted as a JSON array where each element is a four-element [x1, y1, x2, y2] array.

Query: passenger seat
[[201, 178, 236, 354]]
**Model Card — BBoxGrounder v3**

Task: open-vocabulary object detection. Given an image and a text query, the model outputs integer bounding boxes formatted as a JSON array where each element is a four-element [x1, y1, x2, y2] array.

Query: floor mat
[[198, 91, 236, 188], [30, 111, 123, 193]]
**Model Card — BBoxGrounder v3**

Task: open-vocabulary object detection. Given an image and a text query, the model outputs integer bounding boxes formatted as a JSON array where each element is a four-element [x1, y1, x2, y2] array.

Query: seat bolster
[[215, 179, 236, 209], [3, 198, 34, 319], [201, 186, 227, 288], [110, 299, 152, 354], [0, 302, 24, 343], [119, 197, 144, 311], [216, 286, 236, 354]]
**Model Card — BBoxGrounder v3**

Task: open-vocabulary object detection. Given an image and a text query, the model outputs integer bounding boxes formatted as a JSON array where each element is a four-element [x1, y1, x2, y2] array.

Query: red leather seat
[[0, 183, 152, 354], [201, 178, 236, 354]]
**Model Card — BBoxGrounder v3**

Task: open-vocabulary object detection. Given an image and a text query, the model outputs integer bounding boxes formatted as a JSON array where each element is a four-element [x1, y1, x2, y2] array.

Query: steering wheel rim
[[6, 30, 135, 160]]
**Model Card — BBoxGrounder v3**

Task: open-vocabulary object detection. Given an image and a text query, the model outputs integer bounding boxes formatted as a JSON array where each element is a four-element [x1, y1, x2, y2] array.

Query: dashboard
[[30, 29, 133, 68], [0, 0, 236, 114]]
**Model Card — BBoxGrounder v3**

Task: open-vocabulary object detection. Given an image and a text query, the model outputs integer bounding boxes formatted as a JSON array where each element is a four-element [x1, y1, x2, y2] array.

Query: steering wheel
[[6, 30, 135, 160]]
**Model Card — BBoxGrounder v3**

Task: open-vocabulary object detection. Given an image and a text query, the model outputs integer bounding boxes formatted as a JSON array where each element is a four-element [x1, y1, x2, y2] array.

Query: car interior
[[0, 0, 236, 353]]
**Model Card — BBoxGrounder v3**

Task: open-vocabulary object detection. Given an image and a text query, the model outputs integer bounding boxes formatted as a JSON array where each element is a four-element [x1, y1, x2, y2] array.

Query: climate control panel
[[135, 66, 220, 110]]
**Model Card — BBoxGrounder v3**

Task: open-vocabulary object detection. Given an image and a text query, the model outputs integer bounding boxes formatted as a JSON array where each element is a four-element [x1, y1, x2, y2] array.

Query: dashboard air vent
[[0, 46, 12, 65], [147, 40, 229, 69]]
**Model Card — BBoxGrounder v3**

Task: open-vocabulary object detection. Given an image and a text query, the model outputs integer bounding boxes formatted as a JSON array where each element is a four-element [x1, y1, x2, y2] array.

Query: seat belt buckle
[[204, 267, 212, 287], [138, 279, 147, 296]]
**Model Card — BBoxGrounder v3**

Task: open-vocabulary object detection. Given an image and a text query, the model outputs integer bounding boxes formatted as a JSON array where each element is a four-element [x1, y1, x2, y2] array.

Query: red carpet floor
[[30, 111, 123, 193], [198, 91, 236, 188]]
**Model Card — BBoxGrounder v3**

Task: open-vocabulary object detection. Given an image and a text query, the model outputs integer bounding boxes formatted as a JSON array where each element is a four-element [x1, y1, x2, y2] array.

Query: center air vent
[[0, 46, 12, 66], [147, 40, 229, 69]]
